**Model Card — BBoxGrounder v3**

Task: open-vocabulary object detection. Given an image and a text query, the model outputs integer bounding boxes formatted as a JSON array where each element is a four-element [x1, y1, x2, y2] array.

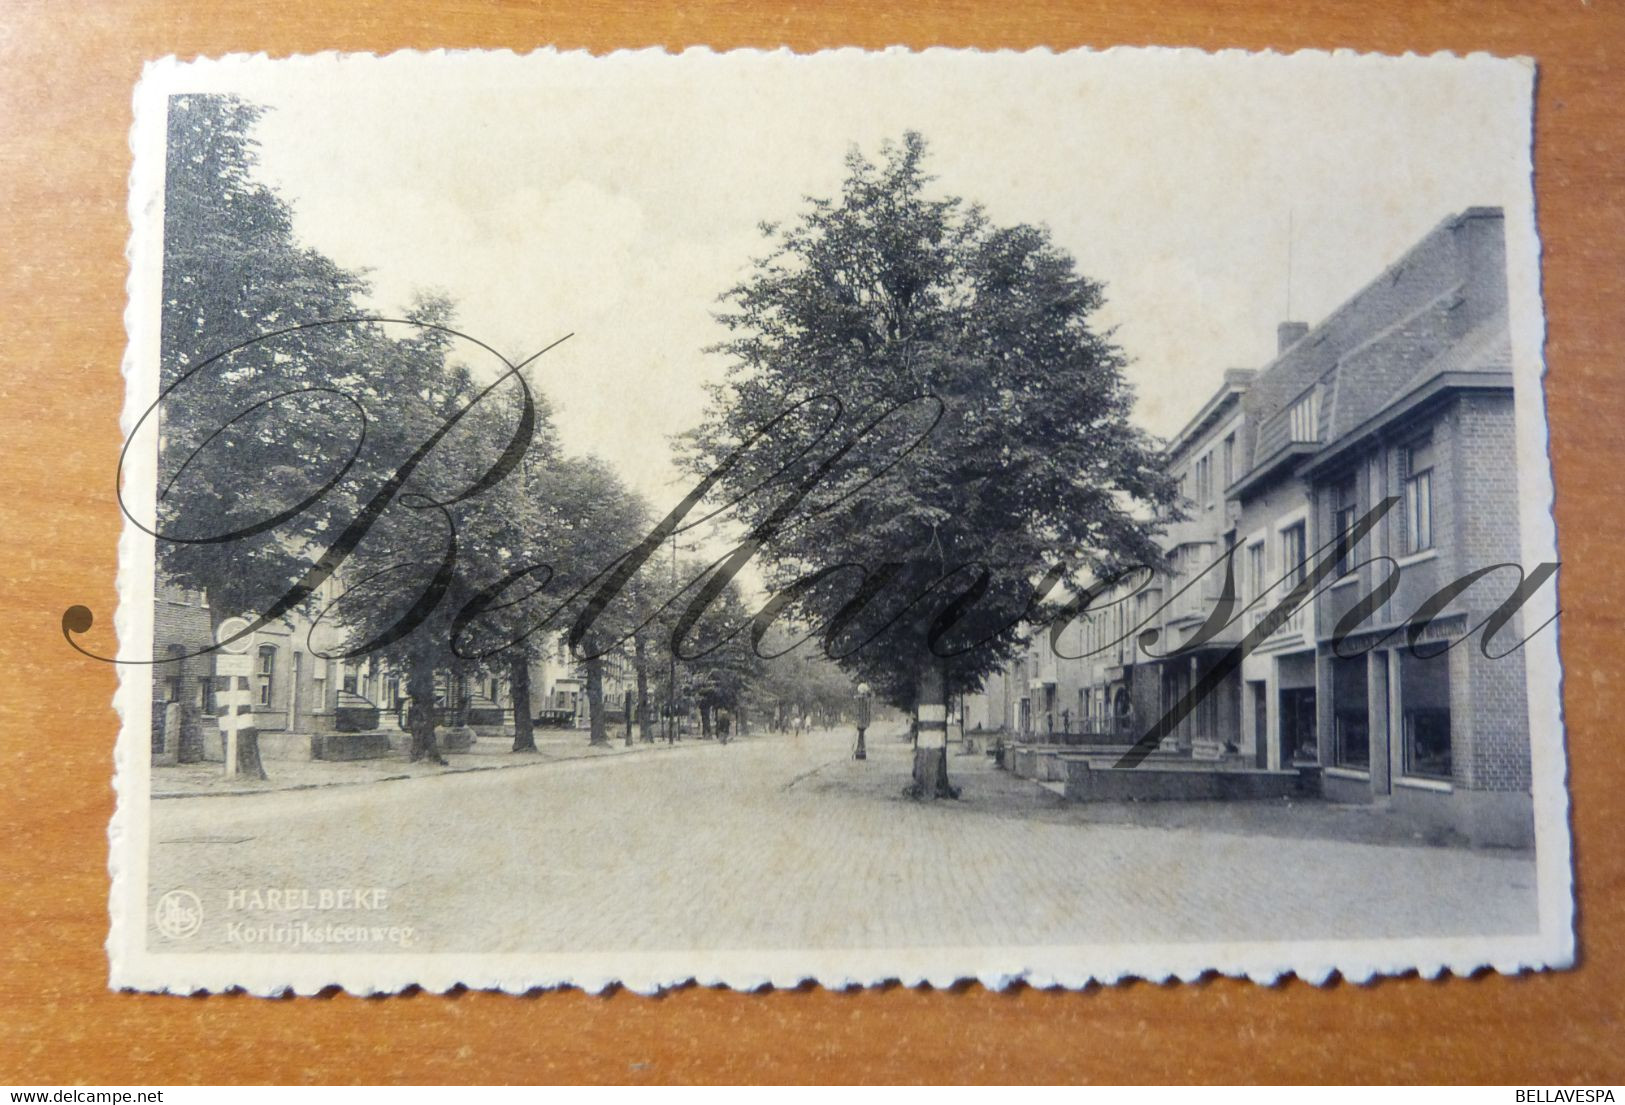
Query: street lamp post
[[854, 681, 872, 762], [670, 532, 679, 744]]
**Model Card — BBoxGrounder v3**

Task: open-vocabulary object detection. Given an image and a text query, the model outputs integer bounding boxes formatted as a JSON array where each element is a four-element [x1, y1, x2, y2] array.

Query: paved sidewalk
[[820, 732, 1530, 853], [150, 727, 734, 799]]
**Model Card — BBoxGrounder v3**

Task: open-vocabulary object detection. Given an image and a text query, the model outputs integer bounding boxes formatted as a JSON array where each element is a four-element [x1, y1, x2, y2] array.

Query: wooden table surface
[[1, 0, 1621, 1085]]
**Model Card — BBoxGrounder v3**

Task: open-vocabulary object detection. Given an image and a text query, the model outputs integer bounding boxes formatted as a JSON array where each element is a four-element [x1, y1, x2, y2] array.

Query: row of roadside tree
[[151, 94, 853, 773], [152, 97, 1173, 799]]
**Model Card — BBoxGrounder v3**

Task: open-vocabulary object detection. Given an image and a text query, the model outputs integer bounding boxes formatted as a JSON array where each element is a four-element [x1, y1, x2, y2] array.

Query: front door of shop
[[1251, 681, 1268, 768], [1280, 687, 1316, 766]]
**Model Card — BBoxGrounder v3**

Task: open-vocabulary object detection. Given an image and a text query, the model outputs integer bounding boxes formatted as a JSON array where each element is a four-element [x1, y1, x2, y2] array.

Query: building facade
[[151, 575, 640, 763], [986, 207, 1534, 846]]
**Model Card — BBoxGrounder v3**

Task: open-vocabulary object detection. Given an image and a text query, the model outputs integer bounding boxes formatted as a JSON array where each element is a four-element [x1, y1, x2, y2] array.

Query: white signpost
[[214, 617, 253, 778]]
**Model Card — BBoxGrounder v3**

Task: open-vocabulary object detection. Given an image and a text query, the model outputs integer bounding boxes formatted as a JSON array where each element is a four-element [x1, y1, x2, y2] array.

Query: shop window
[[1332, 654, 1369, 769], [1399, 648, 1453, 781], [1404, 711, 1452, 780]]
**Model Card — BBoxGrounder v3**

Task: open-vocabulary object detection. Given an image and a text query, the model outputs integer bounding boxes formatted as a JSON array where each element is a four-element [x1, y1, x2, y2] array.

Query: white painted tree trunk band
[[917, 703, 947, 748]]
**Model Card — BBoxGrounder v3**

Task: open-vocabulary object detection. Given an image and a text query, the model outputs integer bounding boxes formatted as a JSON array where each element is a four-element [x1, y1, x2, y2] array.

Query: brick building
[[1297, 208, 1528, 845], [150, 576, 433, 763], [981, 207, 1535, 846], [150, 573, 638, 763], [150, 584, 217, 763]]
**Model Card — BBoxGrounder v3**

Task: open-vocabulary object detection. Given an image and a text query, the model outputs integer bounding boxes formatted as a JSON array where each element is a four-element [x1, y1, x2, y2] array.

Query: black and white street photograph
[[104, 47, 1569, 994]]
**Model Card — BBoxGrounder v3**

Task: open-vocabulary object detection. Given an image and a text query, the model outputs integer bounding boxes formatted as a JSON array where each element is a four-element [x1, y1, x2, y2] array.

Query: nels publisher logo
[[154, 888, 203, 940]]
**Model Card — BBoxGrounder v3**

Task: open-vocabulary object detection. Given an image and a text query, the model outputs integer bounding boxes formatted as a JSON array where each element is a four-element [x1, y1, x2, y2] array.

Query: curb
[[151, 735, 734, 800]]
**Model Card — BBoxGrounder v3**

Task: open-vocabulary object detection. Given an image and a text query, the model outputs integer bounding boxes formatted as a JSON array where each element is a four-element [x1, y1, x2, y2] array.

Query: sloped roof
[[1396, 307, 1512, 396], [1229, 207, 1510, 495], [1304, 308, 1513, 473]]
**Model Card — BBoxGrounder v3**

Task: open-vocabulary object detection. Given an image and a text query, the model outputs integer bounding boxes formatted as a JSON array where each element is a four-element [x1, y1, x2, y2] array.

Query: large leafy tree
[[321, 295, 554, 764], [659, 557, 766, 738], [684, 133, 1176, 799], [152, 94, 374, 771], [534, 456, 653, 746], [743, 623, 855, 733], [155, 95, 374, 612], [466, 454, 657, 748], [448, 380, 563, 755]]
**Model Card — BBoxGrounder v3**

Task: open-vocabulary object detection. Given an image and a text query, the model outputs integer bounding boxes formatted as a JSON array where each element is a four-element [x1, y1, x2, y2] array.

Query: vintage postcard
[[98, 46, 1570, 994]]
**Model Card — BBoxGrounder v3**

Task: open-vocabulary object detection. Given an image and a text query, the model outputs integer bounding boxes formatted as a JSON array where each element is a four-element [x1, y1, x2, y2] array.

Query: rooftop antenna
[[1285, 207, 1295, 320]]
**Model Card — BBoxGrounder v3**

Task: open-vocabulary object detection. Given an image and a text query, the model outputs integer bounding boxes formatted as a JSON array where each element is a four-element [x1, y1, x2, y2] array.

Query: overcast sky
[[200, 48, 1531, 520]]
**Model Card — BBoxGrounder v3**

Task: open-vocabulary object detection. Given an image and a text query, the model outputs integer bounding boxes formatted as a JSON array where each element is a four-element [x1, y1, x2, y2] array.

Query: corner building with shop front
[[1221, 206, 1531, 845], [1289, 207, 1531, 846]]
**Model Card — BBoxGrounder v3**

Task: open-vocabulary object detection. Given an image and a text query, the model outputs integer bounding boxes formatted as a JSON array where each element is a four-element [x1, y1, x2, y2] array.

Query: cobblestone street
[[147, 727, 1539, 955]]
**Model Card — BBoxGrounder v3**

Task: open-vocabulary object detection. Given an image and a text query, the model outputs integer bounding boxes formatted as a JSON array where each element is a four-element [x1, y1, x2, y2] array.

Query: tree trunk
[[907, 661, 959, 800], [231, 674, 268, 780], [510, 654, 535, 752], [635, 634, 654, 743], [585, 652, 608, 746], [176, 704, 205, 763], [453, 671, 470, 728], [407, 655, 445, 764], [700, 703, 712, 739], [235, 727, 268, 780]]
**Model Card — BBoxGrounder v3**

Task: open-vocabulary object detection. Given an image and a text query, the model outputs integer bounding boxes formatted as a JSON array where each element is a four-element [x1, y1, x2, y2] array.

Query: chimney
[[1456, 206, 1507, 325], [1277, 321, 1309, 354]]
